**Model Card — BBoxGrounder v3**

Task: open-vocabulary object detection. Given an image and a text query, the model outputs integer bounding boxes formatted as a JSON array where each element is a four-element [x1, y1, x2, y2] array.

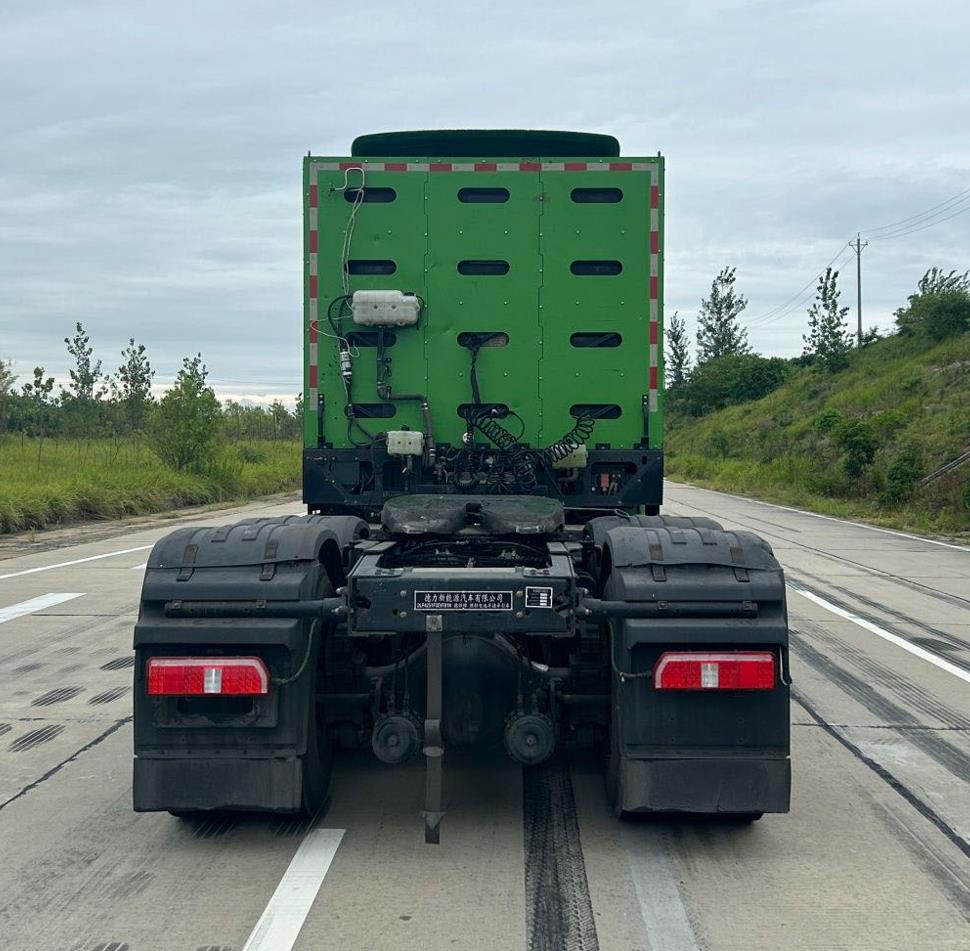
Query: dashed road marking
[[241, 828, 344, 951], [0, 593, 85, 623], [0, 546, 154, 580], [622, 824, 700, 951]]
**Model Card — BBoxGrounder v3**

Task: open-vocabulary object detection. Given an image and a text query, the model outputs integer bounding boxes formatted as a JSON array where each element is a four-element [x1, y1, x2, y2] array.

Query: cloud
[[1, 0, 968, 382]]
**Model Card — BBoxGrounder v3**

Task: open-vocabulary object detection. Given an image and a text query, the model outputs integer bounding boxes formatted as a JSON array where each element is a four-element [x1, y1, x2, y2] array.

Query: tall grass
[[0, 437, 301, 534]]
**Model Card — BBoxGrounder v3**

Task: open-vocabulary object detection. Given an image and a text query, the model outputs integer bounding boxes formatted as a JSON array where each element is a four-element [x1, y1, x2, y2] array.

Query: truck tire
[[605, 674, 627, 818], [300, 638, 333, 817]]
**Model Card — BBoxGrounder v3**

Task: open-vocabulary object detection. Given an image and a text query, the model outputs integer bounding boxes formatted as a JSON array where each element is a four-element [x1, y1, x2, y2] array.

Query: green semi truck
[[133, 130, 790, 842]]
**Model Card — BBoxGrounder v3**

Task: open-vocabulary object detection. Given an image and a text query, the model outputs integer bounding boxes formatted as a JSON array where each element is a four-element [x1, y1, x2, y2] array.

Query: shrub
[[834, 418, 878, 480], [815, 409, 844, 433], [237, 444, 268, 464], [700, 429, 731, 458], [681, 354, 790, 415], [881, 443, 924, 506], [149, 355, 221, 472], [895, 269, 970, 340], [871, 409, 907, 440]]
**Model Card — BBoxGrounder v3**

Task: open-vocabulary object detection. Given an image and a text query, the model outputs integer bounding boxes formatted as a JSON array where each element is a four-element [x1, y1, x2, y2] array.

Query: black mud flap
[[614, 756, 791, 814], [134, 756, 303, 813]]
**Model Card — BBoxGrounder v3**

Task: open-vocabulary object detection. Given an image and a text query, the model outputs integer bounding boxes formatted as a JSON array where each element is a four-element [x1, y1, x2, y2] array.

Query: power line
[[861, 186, 970, 236], [866, 199, 970, 241], [745, 242, 853, 326], [744, 183, 969, 331]]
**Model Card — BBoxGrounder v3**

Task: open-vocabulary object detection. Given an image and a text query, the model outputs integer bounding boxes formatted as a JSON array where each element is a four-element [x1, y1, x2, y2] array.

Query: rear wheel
[[605, 673, 626, 817], [299, 691, 332, 817]]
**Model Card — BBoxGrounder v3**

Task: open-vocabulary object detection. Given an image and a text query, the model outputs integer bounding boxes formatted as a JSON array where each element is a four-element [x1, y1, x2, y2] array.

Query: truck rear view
[[133, 130, 790, 842]]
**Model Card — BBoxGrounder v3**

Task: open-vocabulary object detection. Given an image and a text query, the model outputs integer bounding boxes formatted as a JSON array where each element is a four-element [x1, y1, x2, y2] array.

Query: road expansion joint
[[0, 716, 131, 813]]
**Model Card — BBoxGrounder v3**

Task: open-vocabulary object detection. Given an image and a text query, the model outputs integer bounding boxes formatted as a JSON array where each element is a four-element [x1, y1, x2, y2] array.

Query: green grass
[[0, 438, 301, 534], [665, 332, 970, 538]]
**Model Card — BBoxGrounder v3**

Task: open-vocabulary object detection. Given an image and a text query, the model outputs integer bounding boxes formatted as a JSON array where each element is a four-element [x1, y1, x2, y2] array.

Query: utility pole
[[850, 233, 868, 345]]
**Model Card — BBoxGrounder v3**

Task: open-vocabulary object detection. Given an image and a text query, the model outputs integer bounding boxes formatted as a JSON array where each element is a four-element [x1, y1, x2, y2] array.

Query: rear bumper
[[618, 755, 791, 814], [133, 755, 302, 813]]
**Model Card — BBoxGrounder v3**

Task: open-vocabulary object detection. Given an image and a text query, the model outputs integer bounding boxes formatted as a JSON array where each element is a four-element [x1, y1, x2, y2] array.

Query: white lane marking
[[241, 828, 344, 951], [0, 545, 154, 581], [667, 481, 970, 552], [130, 562, 148, 571], [621, 824, 700, 951], [0, 593, 85, 624], [791, 586, 970, 685]]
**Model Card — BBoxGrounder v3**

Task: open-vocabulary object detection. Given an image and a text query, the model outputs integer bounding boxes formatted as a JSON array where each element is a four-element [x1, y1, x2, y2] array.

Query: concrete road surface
[[0, 484, 967, 950]]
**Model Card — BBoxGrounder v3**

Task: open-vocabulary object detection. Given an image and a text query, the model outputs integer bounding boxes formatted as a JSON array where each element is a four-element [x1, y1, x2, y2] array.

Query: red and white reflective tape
[[648, 178, 660, 414], [310, 160, 655, 173], [304, 160, 661, 420], [307, 181, 320, 408]]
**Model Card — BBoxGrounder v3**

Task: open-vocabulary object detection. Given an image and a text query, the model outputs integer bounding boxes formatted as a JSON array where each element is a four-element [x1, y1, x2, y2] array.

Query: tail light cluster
[[146, 657, 270, 697], [653, 651, 776, 691]]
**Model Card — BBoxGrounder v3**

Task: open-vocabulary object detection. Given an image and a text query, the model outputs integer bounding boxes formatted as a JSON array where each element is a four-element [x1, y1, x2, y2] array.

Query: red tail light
[[654, 651, 776, 691], [146, 657, 270, 696]]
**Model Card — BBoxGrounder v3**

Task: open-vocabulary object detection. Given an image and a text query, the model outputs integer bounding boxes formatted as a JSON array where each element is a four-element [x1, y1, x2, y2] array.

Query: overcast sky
[[2, 0, 968, 404]]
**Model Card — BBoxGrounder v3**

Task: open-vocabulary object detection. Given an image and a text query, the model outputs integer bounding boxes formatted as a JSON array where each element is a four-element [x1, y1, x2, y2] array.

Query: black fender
[[599, 523, 791, 815], [132, 514, 365, 813]]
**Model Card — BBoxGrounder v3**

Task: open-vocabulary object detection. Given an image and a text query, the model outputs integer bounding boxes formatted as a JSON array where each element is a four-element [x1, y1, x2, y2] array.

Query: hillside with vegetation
[[665, 267, 970, 537]]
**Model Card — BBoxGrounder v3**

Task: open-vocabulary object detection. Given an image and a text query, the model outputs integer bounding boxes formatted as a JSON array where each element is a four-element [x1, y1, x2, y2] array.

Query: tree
[[0, 359, 16, 433], [20, 366, 56, 461], [149, 354, 221, 471], [696, 267, 749, 363], [64, 322, 103, 400], [62, 321, 105, 438], [270, 400, 292, 440], [114, 338, 155, 434], [803, 267, 852, 371], [894, 268, 970, 340], [665, 310, 691, 388]]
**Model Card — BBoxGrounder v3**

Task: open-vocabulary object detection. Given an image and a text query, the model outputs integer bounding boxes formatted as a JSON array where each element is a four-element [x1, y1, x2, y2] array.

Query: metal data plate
[[414, 590, 513, 611]]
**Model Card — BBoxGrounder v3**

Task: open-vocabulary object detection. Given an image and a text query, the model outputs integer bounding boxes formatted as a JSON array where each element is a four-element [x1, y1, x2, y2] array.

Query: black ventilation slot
[[570, 332, 622, 348], [458, 187, 510, 203], [457, 403, 510, 419], [345, 260, 397, 275], [346, 331, 397, 348], [458, 260, 510, 276], [457, 332, 509, 348], [570, 403, 622, 419], [571, 260, 622, 276], [348, 403, 396, 419], [571, 187, 623, 204], [344, 187, 396, 203]]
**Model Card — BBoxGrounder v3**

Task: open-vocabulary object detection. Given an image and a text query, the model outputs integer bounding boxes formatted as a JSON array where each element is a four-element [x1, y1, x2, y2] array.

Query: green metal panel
[[304, 151, 664, 454], [425, 171, 543, 445], [537, 163, 658, 448]]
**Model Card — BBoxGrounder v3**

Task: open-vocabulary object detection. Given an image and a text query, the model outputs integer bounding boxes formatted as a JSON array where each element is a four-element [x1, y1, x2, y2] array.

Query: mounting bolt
[[515, 590, 523, 598], [515, 611, 524, 619], [399, 589, 408, 598]]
